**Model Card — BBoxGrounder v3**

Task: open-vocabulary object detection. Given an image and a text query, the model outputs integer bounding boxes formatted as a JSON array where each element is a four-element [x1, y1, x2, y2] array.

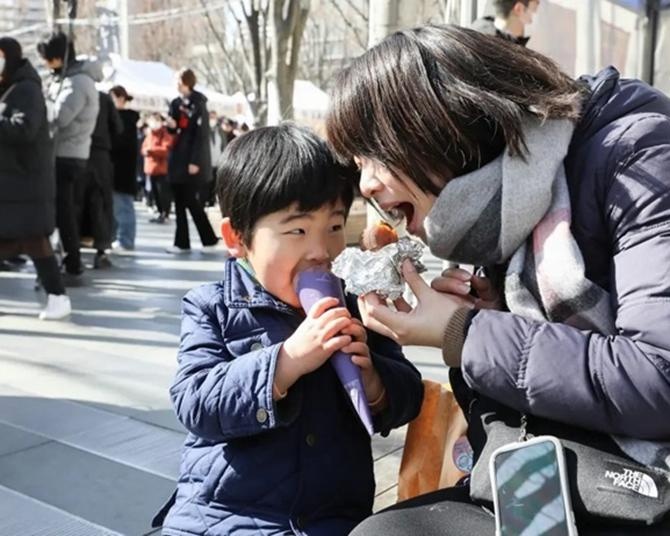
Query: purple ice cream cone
[[296, 268, 375, 436]]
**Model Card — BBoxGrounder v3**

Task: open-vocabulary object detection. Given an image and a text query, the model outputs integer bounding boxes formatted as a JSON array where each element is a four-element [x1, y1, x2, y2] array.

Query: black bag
[[465, 394, 670, 526]]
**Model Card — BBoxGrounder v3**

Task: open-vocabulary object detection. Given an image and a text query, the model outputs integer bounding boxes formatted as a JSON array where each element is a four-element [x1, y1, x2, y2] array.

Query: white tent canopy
[[100, 55, 330, 128], [266, 79, 330, 128], [99, 54, 251, 119]]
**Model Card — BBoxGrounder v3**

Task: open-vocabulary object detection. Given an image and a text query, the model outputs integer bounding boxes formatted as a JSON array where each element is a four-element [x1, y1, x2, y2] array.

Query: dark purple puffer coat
[[461, 67, 670, 440]]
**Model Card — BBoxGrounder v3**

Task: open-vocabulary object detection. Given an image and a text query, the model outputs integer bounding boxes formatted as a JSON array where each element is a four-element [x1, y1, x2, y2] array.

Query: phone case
[[489, 435, 579, 536]]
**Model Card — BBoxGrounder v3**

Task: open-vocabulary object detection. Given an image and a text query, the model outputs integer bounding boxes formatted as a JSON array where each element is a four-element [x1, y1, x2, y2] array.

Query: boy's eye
[[331, 224, 344, 232], [285, 229, 305, 235]]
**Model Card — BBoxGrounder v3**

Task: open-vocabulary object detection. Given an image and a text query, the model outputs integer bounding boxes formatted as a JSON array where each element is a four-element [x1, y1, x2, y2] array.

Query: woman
[[110, 85, 139, 251], [326, 25, 670, 534], [0, 37, 71, 320], [165, 68, 218, 254]]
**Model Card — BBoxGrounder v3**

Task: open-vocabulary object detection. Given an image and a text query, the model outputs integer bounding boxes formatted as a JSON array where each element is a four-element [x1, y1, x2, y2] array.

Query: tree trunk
[[270, 0, 310, 122]]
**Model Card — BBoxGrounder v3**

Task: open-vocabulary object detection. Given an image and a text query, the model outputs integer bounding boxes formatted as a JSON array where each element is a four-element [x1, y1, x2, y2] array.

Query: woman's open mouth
[[387, 202, 416, 233], [395, 202, 415, 229]]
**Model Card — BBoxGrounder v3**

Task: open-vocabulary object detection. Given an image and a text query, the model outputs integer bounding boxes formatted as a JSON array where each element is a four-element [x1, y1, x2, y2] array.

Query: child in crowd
[[161, 124, 424, 535], [142, 113, 173, 223]]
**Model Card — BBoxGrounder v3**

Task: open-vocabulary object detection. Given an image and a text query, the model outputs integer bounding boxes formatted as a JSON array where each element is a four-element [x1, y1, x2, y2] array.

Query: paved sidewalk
[[0, 205, 446, 535]]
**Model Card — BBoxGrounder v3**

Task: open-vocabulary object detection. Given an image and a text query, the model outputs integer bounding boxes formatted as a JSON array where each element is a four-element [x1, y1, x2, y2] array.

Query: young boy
[[161, 124, 424, 535]]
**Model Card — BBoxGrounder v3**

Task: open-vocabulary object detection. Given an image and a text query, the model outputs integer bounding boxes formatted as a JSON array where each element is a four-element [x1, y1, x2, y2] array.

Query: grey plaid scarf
[[425, 115, 670, 472]]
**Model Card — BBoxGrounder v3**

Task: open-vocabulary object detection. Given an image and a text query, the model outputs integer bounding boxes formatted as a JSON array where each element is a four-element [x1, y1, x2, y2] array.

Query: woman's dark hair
[[110, 85, 133, 102], [0, 37, 23, 88], [326, 24, 585, 195], [37, 32, 76, 62], [178, 68, 197, 90], [216, 123, 355, 245]]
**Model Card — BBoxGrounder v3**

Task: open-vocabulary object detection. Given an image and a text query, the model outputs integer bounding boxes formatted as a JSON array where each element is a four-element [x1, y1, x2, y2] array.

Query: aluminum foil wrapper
[[332, 237, 426, 299]]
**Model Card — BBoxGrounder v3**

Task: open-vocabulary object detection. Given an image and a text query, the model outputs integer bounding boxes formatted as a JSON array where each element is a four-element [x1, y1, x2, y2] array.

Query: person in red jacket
[[142, 113, 173, 223]]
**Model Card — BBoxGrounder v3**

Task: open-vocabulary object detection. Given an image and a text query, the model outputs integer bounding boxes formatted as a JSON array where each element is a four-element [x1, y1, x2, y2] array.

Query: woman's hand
[[431, 267, 502, 310], [358, 260, 473, 348]]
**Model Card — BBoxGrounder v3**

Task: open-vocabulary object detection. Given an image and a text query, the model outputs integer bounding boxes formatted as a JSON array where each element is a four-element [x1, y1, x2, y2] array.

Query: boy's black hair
[[216, 123, 355, 245], [37, 32, 76, 62]]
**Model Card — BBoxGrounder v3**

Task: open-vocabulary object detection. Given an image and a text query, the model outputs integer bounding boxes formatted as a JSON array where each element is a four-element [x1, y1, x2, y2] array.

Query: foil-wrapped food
[[333, 222, 426, 299]]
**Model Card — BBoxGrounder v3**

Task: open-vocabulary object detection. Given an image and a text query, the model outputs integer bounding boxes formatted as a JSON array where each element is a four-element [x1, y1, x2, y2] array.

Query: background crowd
[[0, 32, 248, 320]]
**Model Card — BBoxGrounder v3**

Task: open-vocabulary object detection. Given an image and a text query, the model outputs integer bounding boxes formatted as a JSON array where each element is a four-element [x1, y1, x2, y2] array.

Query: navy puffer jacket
[[460, 67, 670, 440], [162, 259, 423, 535]]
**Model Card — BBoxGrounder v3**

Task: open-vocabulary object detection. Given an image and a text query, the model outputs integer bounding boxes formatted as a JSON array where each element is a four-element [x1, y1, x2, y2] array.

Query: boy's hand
[[342, 318, 386, 411], [274, 297, 353, 395]]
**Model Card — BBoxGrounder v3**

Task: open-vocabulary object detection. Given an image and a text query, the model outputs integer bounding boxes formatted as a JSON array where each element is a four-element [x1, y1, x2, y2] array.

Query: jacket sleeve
[[368, 329, 424, 436], [460, 117, 670, 440], [189, 99, 209, 168], [0, 82, 44, 143], [346, 294, 424, 435], [53, 76, 86, 130], [151, 133, 172, 158], [170, 289, 301, 442]]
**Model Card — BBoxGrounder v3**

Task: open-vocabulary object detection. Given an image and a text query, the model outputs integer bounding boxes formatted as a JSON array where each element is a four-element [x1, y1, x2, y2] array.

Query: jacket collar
[[223, 258, 298, 315]]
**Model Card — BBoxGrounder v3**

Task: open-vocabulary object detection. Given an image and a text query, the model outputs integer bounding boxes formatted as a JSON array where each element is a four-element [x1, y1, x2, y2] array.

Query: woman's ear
[[220, 218, 246, 258]]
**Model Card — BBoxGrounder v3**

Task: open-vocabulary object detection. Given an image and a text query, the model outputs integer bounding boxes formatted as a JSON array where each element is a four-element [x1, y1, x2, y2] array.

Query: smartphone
[[489, 435, 579, 536]]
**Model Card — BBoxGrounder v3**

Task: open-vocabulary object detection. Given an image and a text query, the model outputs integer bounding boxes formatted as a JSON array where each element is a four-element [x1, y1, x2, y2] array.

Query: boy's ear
[[220, 218, 246, 258]]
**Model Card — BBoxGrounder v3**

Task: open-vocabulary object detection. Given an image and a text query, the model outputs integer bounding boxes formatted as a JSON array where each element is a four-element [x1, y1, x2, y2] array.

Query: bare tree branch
[[325, 0, 367, 50], [343, 0, 368, 22], [198, 0, 249, 95], [227, 2, 257, 84]]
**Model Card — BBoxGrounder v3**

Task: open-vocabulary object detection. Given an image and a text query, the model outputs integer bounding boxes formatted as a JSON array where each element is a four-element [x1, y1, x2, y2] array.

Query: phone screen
[[494, 440, 571, 536]]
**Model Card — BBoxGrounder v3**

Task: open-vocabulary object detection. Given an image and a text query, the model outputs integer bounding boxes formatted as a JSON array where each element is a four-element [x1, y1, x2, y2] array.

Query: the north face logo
[[605, 468, 659, 498]]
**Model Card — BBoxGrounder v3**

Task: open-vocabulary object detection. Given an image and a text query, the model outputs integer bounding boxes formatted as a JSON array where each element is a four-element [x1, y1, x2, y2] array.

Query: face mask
[[0, 58, 5, 77], [209, 119, 218, 128], [148, 120, 161, 130]]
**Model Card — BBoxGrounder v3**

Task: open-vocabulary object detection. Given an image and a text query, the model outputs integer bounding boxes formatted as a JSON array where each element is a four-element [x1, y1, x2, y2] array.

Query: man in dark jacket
[[38, 32, 99, 282], [0, 37, 71, 319], [471, 0, 539, 46], [165, 68, 218, 253], [110, 85, 140, 251], [83, 91, 123, 268]]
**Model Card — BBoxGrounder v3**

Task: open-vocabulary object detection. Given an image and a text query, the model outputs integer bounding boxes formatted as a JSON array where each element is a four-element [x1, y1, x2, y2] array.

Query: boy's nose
[[306, 243, 330, 264]]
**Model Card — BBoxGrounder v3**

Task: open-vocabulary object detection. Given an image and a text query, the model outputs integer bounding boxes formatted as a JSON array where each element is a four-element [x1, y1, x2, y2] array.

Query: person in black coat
[[110, 85, 140, 251], [165, 68, 218, 253], [0, 37, 70, 319], [82, 91, 122, 267]]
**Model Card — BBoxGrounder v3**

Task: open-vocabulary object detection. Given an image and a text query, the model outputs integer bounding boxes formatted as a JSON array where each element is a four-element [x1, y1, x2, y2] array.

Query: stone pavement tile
[[0, 441, 175, 536], [373, 448, 404, 512], [371, 426, 406, 512], [374, 485, 399, 512], [372, 425, 406, 460], [0, 387, 129, 440], [0, 484, 123, 536], [0, 385, 183, 479], [0, 422, 50, 458], [66, 417, 184, 479]]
